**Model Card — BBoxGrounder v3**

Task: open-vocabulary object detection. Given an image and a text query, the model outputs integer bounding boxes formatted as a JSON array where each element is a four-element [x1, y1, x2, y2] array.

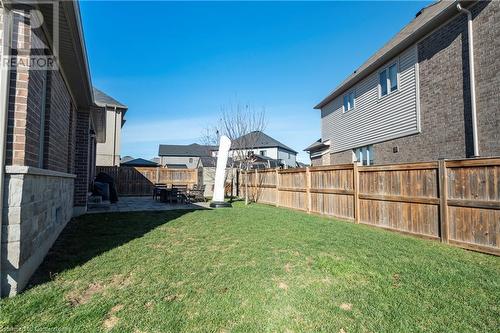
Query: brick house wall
[[5, 12, 31, 166], [1, 7, 94, 296], [310, 156, 322, 166], [4, 9, 91, 206], [329, 1, 499, 165], [73, 108, 91, 209], [43, 70, 73, 172]]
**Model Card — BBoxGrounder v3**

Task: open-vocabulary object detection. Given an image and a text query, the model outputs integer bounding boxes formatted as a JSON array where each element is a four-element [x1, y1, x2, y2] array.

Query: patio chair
[[188, 184, 206, 202], [173, 185, 188, 204], [153, 183, 168, 201], [160, 188, 179, 204]]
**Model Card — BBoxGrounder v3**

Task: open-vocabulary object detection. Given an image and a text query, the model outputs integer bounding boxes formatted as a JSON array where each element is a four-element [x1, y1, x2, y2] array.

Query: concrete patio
[[87, 196, 210, 214]]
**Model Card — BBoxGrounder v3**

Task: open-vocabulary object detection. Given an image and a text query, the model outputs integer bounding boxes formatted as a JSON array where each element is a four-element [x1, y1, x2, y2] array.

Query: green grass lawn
[[1, 202, 499, 332]]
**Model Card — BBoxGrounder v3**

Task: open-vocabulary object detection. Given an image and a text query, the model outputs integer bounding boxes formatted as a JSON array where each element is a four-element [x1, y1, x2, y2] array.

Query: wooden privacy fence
[[239, 157, 500, 256], [96, 166, 198, 196]]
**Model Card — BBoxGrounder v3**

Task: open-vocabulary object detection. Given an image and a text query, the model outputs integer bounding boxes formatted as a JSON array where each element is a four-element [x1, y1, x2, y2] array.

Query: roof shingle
[[93, 87, 128, 109], [231, 131, 297, 154], [158, 144, 217, 157]]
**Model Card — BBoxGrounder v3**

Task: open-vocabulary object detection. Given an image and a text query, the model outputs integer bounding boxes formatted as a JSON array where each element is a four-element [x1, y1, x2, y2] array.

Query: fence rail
[[96, 166, 198, 196], [239, 157, 500, 256]]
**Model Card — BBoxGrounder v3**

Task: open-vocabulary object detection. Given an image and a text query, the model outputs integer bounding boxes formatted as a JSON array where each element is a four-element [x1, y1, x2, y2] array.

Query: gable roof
[[304, 139, 330, 152], [93, 87, 128, 109], [199, 156, 234, 168], [158, 143, 218, 157], [121, 158, 158, 167], [120, 155, 135, 163], [231, 131, 298, 154], [314, 0, 467, 109], [304, 139, 322, 151]]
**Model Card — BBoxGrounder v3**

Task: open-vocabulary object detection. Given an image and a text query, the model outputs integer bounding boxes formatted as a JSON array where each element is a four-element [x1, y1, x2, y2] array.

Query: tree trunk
[[245, 168, 249, 205]]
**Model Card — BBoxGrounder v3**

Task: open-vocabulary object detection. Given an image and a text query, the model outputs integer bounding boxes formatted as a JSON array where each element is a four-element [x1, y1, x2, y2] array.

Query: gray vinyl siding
[[277, 148, 297, 167], [160, 156, 200, 169], [321, 45, 420, 153]]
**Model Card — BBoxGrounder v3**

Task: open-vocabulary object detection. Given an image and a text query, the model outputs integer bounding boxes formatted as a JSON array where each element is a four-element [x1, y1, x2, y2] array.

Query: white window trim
[[378, 60, 400, 99], [353, 145, 374, 166], [343, 89, 356, 113]]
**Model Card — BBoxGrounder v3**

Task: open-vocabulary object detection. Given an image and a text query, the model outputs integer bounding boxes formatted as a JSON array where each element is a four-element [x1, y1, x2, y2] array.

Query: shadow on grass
[[26, 209, 202, 291]]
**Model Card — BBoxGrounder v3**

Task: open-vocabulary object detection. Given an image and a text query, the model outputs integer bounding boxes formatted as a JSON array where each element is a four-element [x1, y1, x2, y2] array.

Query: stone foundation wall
[[330, 150, 354, 165], [310, 156, 322, 166], [1, 166, 75, 296]]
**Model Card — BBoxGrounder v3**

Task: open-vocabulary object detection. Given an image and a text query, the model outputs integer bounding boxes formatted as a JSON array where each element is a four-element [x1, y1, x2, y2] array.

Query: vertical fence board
[[357, 163, 440, 238], [96, 166, 198, 196], [445, 160, 500, 253]]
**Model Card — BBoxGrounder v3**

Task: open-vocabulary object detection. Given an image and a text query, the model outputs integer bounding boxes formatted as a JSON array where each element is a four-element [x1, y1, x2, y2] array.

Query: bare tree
[[201, 102, 266, 204]]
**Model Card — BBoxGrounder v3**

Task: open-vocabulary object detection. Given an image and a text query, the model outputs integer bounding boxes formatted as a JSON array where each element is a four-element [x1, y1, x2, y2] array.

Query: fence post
[[438, 160, 449, 243], [275, 168, 280, 207], [156, 167, 160, 184], [254, 169, 258, 202], [306, 167, 311, 213], [353, 163, 360, 224]]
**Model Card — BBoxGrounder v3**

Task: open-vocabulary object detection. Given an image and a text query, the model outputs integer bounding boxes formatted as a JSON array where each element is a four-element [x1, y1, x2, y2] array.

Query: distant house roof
[[158, 143, 217, 157], [232, 131, 298, 154], [150, 157, 160, 164], [199, 156, 233, 168], [121, 155, 134, 163], [251, 156, 283, 169], [314, 0, 461, 109], [296, 162, 309, 168], [93, 87, 128, 110], [165, 164, 188, 169], [121, 158, 158, 167]]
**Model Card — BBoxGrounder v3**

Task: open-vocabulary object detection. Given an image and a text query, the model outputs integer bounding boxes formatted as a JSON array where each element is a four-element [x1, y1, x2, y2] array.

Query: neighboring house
[[304, 139, 332, 166], [158, 144, 218, 196], [239, 155, 283, 170], [158, 144, 218, 169], [230, 131, 298, 168], [313, 0, 499, 166], [159, 133, 297, 169], [150, 157, 160, 165], [0, 1, 112, 296], [121, 158, 158, 167], [94, 88, 128, 166], [198, 156, 234, 197], [120, 155, 134, 164]]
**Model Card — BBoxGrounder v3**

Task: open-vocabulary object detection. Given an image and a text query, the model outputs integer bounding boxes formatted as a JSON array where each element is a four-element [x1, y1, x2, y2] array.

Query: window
[[379, 70, 387, 97], [288, 153, 290, 159], [389, 64, 398, 92], [343, 91, 355, 112], [354, 145, 374, 166], [379, 63, 398, 97], [189, 158, 193, 163], [260, 150, 266, 156]]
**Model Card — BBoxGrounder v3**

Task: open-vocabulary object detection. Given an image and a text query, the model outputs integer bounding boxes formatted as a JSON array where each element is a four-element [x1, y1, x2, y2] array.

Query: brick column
[[73, 109, 90, 214]]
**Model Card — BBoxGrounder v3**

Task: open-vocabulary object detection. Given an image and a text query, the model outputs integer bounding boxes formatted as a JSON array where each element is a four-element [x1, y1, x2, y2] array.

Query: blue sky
[[80, 1, 431, 163]]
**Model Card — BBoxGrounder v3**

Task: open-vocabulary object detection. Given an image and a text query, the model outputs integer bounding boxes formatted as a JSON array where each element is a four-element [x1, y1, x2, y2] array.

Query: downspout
[[112, 106, 117, 165], [457, 3, 479, 157], [0, 3, 13, 296]]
